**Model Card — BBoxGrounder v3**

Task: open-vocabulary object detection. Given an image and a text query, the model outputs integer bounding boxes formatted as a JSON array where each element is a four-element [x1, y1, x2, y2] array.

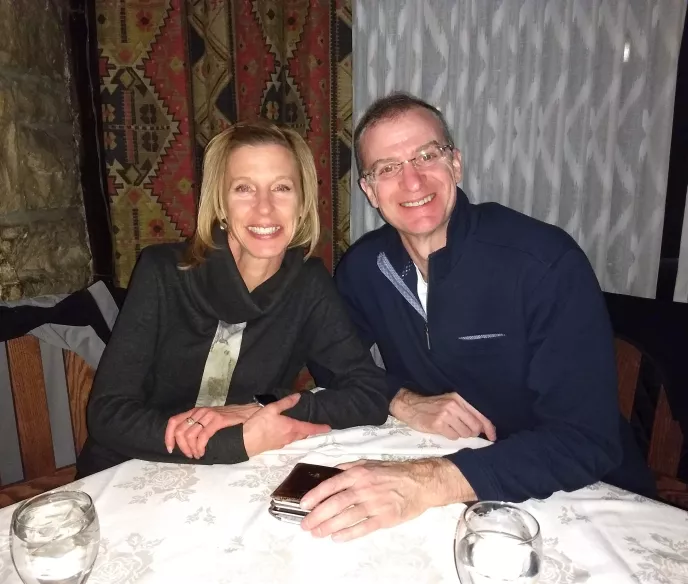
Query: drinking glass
[[454, 501, 542, 584], [10, 491, 100, 584]]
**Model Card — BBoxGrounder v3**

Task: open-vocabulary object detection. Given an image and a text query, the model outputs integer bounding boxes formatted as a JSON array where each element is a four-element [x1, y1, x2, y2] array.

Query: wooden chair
[[0, 335, 94, 508], [614, 337, 687, 509]]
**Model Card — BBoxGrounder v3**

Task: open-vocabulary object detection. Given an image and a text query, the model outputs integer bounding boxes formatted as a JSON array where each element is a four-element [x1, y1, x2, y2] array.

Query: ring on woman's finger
[[195, 421, 205, 428], [185, 417, 196, 426]]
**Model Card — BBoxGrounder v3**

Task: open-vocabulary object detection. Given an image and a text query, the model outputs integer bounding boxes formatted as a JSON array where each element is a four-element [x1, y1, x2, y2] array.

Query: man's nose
[[400, 161, 422, 191]]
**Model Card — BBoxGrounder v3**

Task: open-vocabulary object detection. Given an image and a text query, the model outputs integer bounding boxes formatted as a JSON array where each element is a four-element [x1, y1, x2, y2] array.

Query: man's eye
[[419, 151, 439, 162], [379, 164, 397, 176]]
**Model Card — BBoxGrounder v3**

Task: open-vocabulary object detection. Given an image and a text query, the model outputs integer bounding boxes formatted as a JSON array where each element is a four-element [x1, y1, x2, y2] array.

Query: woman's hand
[[243, 393, 331, 457], [165, 403, 260, 459]]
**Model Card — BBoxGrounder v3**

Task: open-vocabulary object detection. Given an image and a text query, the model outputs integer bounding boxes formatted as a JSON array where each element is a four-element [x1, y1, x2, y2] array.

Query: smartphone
[[268, 502, 310, 524], [268, 463, 344, 524]]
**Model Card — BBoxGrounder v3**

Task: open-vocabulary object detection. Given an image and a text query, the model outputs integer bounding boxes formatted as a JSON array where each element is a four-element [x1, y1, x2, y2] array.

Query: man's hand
[[242, 393, 331, 457], [390, 388, 496, 441], [165, 403, 260, 459], [300, 458, 474, 542]]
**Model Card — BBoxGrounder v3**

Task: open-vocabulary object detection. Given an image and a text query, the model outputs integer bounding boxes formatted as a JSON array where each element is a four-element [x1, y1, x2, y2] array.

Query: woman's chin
[[241, 240, 289, 261]]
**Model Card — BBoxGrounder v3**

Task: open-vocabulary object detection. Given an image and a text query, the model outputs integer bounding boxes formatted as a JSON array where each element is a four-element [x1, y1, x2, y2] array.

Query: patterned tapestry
[[97, 0, 352, 286], [187, 0, 352, 273], [96, 0, 197, 286]]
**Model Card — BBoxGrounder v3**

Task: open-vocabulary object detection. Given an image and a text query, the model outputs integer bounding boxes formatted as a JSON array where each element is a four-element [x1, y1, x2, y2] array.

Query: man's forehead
[[361, 108, 445, 162]]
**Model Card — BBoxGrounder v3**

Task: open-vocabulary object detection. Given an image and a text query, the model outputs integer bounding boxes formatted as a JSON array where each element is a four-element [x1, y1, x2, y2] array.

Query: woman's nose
[[254, 189, 275, 214]]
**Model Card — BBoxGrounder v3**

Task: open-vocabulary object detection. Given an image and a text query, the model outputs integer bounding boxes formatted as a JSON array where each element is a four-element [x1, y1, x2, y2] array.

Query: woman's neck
[[229, 237, 284, 292]]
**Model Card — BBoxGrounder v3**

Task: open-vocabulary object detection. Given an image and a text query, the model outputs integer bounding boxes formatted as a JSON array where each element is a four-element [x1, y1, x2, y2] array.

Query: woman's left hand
[[165, 404, 260, 459]]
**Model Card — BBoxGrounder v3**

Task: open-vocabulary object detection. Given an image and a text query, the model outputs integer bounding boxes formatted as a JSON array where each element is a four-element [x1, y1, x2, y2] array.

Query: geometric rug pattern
[[97, 0, 351, 282], [187, 0, 352, 272], [97, 0, 198, 285]]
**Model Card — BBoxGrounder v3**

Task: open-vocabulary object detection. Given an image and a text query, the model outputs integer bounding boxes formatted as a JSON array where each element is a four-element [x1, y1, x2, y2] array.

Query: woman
[[77, 121, 388, 477]]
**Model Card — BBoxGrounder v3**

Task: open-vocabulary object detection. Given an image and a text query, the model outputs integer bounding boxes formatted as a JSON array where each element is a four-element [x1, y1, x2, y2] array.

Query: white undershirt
[[415, 264, 428, 315]]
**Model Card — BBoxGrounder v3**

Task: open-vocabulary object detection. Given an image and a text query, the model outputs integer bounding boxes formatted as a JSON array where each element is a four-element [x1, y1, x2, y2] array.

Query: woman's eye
[[274, 184, 292, 192], [234, 184, 252, 193]]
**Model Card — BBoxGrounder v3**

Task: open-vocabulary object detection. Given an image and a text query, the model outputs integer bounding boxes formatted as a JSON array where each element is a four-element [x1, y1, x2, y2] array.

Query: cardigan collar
[[188, 224, 304, 324]]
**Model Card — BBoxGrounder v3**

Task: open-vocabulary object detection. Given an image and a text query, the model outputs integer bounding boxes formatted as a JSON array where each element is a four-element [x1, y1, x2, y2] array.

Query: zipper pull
[[425, 323, 431, 350]]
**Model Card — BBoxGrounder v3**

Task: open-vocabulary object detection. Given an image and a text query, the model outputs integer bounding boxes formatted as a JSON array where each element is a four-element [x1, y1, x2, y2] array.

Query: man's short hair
[[353, 93, 454, 177]]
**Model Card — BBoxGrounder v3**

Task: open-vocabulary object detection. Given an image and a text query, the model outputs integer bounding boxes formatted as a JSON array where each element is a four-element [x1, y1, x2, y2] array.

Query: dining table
[[1, 416, 687, 584]]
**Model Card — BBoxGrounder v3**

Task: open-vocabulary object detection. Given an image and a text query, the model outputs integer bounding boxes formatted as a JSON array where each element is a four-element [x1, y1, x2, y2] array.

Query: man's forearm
[[417, 458, 476, 506], [392, 390, 479, 504], [389, 387, 418, 419]]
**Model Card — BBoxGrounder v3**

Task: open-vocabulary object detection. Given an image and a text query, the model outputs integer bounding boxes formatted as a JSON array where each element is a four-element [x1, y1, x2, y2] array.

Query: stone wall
[[0, 0, 91, 301]]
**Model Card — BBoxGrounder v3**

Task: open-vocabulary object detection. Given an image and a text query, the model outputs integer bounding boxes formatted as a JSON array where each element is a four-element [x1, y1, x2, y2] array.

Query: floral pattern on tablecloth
[[228, 454, 303, 502], [113, 463, 199, 504], [558, 506, 592, 525], [215, 532, 298, 583], [541, 538, 591, 583], [88, 534, 164, 584], [586, 482, 668, 506], [224, 536, 245, 554], [362, 416, 413, 437], [0, 534, 13, 584], [625, 534, 688, 583], [185, 506, 216, 525], [338, 532, 446, 583]]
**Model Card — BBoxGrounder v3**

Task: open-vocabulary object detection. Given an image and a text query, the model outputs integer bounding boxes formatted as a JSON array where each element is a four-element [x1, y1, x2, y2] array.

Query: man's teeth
[[248, 226, 280, 235], [401, 194, 435, 208]]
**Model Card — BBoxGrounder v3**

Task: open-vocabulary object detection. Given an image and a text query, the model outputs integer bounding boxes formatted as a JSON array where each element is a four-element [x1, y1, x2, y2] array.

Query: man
[[301, 93, 654, 542]]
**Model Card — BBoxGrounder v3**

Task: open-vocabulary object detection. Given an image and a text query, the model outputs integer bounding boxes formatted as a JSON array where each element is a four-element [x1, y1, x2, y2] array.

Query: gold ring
[[185, 417, 196, 426], [195, 421, 205, 428]]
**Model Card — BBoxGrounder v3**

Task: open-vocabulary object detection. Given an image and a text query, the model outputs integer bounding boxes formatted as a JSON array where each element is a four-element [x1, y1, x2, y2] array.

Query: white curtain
[[351, 0, 686, 298], [674, 186, 688, 302]]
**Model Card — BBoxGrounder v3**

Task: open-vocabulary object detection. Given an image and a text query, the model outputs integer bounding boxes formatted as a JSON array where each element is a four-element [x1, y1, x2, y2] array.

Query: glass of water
[[454, 501, 542, 583], [10, 491, 100, 584]]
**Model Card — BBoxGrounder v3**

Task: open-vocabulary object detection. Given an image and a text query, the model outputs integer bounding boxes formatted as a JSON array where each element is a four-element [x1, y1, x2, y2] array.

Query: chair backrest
[[614, 337, 684, 478], [0, 335, 94, 507]]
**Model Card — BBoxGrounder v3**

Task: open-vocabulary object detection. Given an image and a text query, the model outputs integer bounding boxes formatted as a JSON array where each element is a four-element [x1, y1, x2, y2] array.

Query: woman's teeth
[[247, 226, 280, 235]]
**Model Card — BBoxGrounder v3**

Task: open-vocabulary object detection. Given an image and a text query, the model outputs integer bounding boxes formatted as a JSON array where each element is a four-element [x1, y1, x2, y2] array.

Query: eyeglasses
[[361, 143, 454, 183]]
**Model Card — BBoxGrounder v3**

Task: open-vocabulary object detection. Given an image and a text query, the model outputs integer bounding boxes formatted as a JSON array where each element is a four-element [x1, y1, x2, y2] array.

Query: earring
[[219, 218, 228, 231]]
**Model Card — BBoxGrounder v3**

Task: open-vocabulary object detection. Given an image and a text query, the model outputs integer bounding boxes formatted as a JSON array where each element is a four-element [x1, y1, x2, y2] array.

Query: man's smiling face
[[358, 107, 462, 243]]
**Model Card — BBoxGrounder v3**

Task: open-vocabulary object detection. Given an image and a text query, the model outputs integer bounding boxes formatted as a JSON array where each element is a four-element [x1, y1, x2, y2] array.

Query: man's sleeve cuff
[[385, 373, 407, 400], [447, 447, 503, 501]]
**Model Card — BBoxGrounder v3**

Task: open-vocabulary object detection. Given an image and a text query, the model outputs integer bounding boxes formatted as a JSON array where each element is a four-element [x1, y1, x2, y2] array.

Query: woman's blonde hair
[[182, 120, 320, 267]]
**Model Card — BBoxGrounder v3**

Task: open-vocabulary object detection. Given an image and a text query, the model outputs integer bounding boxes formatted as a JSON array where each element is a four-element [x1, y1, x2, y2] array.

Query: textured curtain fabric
[[351, 0, 686, 298], [186, 0, 353, 271], [674, 186, 688, 302], [97, 0, 352, 284]]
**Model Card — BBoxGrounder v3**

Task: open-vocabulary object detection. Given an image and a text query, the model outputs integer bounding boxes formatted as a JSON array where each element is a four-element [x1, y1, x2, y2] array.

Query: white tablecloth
[[1, 417, 687, 583]]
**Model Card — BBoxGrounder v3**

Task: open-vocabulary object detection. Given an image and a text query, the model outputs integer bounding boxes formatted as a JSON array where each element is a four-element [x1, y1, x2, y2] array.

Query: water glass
[[454, 501, 542, 583], [10, 491, 100, 584]]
